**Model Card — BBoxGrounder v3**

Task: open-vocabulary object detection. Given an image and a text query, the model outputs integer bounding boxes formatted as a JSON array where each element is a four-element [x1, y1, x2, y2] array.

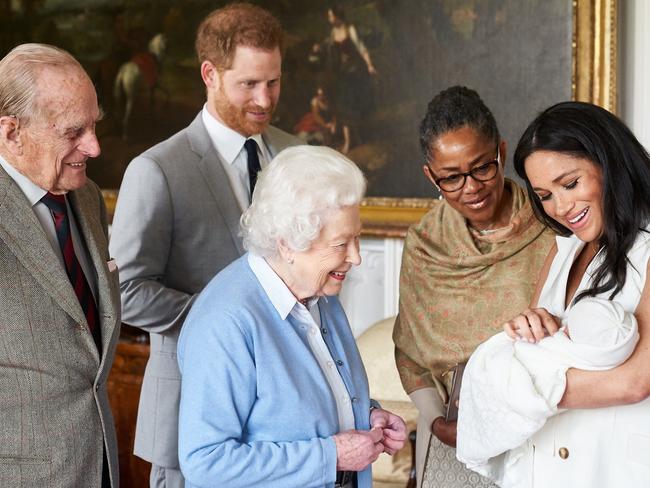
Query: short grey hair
[[0, 43, 84, 125], [241, 145, 366, 257]]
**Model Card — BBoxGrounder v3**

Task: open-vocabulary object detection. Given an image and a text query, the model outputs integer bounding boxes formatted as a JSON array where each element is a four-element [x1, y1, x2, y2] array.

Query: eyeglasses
[[432, 146, 501, 192]]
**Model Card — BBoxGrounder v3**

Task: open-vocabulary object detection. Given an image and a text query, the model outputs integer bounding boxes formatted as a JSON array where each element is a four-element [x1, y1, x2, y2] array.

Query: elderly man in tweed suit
[[0, 44, 121, 487]]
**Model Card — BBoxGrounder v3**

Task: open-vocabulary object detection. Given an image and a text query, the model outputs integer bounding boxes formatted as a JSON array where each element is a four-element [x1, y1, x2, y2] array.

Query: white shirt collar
[[0, 154, 47, 206], [248, 253, 320, 320], [201, 104, 266, 165]]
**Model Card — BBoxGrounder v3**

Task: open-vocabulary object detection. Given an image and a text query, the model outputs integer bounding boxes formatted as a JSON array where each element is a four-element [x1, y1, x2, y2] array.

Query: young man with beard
[[109, 4, 299, 487]]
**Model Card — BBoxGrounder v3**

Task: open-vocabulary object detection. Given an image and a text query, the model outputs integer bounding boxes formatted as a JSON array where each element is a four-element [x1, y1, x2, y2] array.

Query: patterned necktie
[[41, 192, 101, 352], [244, 138, 262, 201]]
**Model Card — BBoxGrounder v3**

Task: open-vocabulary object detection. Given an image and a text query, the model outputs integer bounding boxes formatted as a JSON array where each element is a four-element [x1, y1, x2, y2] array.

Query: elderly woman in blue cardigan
[[177, 145, 407, 488]]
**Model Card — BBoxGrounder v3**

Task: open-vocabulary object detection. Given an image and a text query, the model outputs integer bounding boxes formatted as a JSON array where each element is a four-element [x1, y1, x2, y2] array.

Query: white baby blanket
[[456, 297, 639, 485]]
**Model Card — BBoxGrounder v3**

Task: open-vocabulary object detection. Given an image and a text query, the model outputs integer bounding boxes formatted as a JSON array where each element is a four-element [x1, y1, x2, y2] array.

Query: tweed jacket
[[0, 168, 121, 487]]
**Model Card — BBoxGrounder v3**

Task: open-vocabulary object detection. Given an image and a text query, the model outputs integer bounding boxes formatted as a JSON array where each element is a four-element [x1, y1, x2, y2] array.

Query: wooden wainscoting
[[107, 326, 151, 487]]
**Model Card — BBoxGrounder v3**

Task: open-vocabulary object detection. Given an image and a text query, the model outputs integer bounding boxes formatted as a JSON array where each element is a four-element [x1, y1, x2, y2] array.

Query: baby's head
[[566, 297, 636, 347]]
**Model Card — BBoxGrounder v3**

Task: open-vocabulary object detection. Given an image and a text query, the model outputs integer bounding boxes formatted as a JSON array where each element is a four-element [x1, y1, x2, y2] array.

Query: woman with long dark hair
[[501, 101, 650, 487]]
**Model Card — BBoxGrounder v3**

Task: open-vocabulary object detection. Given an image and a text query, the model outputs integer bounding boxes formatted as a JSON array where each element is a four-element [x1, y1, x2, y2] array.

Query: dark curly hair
[[419, 86, 500, 161], [514, 101, 650, 302]]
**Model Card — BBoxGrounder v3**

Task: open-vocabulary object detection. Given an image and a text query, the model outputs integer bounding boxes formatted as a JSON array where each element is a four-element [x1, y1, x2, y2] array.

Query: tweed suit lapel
[[188, 114, 245, 255], [68, 187, 119, 362], [0, 172, 87, 327]]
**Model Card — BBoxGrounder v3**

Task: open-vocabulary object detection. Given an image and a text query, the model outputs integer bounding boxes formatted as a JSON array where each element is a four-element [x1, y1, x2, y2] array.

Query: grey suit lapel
[[261, 131, 281, 159], [187, 114, 245, 255], [262, 124, 300, 159], [68, 188, 117, 361], [0, 173, 87, 327]]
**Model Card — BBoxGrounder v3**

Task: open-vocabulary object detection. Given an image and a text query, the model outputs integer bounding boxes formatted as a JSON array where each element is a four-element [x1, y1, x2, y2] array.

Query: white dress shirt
[[0, 155, 98, 300], [201, 105, 272, 211], [248, 253, 356, 432]]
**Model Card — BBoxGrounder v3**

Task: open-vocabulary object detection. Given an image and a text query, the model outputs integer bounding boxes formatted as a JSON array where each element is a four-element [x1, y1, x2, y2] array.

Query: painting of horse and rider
[[0, 0, 574, 198]]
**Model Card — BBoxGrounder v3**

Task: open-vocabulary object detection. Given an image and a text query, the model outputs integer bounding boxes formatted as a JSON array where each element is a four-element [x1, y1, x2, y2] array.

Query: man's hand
[[333, 428, 384, 471], [370, 408, 408, 455], [431, 416, 457, 447]]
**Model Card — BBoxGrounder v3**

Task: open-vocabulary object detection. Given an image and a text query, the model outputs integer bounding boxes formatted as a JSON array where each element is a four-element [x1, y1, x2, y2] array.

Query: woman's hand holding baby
[[503, 307, 561, 343]]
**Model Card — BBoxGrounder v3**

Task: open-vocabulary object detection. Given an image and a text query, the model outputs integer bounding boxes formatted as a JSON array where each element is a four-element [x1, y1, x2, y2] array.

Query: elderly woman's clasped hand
[[369, 407, 408, 455], [333, 428, 383, 471], [334, 407, 407, 470]]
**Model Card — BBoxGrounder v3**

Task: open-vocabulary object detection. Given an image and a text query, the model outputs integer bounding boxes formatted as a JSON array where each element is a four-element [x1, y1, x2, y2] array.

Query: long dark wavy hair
[[514, 101, 650, 302]]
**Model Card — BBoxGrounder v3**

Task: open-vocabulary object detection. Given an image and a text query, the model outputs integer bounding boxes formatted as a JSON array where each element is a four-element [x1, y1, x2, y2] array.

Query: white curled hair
[[241, 145, 366, 257]]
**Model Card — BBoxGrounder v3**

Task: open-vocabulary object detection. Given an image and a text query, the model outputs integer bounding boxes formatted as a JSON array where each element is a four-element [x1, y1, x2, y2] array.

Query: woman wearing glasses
[[393, 86, 554, 487]]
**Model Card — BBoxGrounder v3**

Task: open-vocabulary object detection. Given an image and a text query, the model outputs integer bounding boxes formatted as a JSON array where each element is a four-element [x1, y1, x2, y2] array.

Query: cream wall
[[621, 0, 650, 149], [338, 237, 403, 337]]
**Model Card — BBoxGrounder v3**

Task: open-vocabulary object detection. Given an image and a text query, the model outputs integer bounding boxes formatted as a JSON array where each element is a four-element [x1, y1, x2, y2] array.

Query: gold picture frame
[[99, 0, 617, 233], [360, 0, 617, 237]]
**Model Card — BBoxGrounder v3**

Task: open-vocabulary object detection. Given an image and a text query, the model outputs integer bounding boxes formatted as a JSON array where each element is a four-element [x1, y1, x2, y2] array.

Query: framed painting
[[0, 0, 616, 236], [320, 0, 617, 235]]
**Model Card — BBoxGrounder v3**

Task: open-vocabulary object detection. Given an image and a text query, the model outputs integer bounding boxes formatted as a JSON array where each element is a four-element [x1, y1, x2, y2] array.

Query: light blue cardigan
[[177, 254, 373, 488]]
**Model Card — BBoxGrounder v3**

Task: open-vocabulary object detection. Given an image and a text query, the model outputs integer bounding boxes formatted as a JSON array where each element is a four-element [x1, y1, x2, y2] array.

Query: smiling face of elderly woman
[[280, 205, 362, 299], [240, 145, 366, 301]]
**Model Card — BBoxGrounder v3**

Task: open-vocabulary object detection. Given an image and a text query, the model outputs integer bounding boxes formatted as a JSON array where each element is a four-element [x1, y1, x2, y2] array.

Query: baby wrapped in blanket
[[456, 297, 639, 485]]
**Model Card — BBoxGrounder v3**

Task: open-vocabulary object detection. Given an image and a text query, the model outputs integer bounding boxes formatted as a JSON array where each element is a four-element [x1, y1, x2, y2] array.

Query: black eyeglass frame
[[431, 145, 501, 193]]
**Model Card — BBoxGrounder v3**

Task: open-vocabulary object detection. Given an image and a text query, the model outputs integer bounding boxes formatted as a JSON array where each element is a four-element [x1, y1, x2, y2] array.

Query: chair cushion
[[357, 317, 417, 483], [357, 317, 410, 403]]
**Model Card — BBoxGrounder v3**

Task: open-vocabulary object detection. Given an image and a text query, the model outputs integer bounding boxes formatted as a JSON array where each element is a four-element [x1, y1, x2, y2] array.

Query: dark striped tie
[[41, 192, 101, 352]]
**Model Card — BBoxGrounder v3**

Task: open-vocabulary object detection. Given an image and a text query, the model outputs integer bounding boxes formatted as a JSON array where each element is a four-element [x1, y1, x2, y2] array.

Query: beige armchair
[[357, 317, 418, 488]]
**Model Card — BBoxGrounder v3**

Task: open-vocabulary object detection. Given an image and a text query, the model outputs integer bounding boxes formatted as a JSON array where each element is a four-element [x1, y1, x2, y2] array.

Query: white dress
[[505, 229, 650, 488]]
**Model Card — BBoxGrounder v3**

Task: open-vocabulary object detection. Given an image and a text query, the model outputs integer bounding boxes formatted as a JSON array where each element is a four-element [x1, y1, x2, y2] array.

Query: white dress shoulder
[[505, 229, 650, 488]]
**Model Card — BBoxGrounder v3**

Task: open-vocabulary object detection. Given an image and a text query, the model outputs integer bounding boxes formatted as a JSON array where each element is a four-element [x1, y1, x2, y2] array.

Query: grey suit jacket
[[0, 169, 121, 487], [109, 113, 300, 468]]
